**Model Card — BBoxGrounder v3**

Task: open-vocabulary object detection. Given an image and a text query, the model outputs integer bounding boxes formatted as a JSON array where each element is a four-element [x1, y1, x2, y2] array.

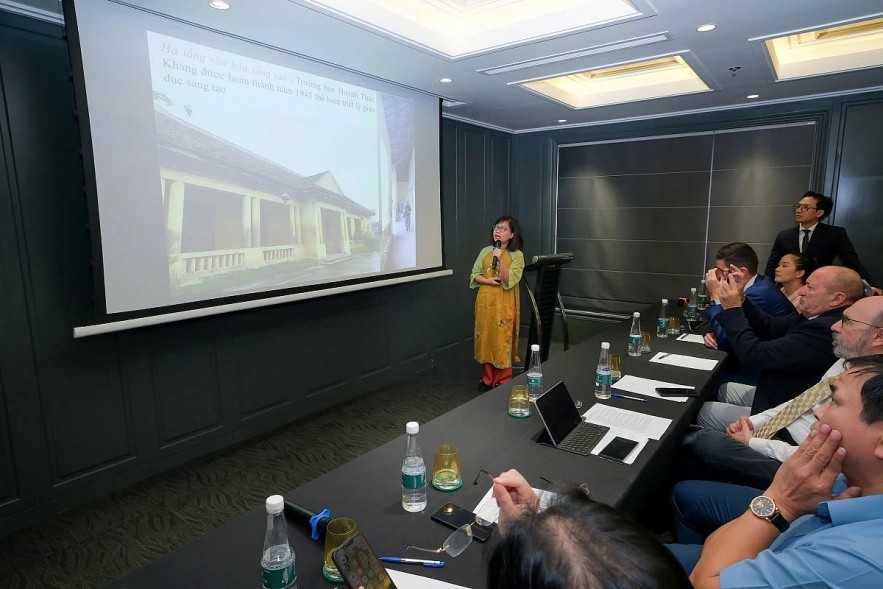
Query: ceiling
[[5, 0, 883, 132]]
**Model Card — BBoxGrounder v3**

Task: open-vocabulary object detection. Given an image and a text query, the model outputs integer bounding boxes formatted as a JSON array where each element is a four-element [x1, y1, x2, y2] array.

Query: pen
[[611, 392, 647, 403], [379, 557, 445, 568], [657, 353, 671, 359]]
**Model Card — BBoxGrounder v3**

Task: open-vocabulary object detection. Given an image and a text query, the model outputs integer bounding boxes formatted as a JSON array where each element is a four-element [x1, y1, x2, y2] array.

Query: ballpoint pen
[[379, 557, 445, 568], [611, 392, 647, 403]]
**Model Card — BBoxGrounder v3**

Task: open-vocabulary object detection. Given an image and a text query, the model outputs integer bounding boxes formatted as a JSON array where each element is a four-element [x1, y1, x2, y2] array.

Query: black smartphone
[[598, 436, 639, 462], [655, 387, 699, 397], [332, 532, 398, 589], [430, 503, 494, 543]]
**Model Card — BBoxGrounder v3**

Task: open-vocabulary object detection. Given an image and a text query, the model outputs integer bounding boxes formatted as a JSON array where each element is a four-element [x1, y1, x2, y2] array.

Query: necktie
[[801, 229, 810, 253], [754, 377, 835, 440]]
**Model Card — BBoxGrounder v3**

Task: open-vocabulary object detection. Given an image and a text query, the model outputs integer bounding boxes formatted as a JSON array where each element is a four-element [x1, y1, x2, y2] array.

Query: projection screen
[[64, 0, 445, 334]]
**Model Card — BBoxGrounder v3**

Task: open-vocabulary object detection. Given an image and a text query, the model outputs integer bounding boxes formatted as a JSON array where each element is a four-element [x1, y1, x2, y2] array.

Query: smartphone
[[655, 387, 699, 397], [598, 436, 639, 462], [430, 503, 494, 543], [332, 532, 398, 589]]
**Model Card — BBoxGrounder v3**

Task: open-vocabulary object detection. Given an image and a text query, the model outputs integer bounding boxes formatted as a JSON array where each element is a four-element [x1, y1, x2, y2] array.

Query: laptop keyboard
[[558, 422, 611, 456]]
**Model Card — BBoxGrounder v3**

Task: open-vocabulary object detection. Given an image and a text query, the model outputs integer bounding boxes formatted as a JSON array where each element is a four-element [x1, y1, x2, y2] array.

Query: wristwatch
[[749, 495, 789, 533]]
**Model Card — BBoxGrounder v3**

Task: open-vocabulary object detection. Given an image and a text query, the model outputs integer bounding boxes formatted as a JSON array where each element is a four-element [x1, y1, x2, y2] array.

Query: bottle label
[[527, 374, 542, 387], [628, 335, 640, 347], [657, 318, 669, 330], [596, 371, 611, 386], [402, 472, 426, 489], [262, 562, 296, 589]]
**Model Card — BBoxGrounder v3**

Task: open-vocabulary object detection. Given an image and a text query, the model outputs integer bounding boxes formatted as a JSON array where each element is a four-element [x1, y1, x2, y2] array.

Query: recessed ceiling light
[[747, 94, 760, 99], [557, 119, 567, 123], [696, 24, 716, 32], [209, 1, 230, 9], [439, 77, 452, 84]]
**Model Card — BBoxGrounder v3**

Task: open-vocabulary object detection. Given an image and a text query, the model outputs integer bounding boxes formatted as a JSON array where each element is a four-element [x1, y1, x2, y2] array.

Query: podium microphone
[[492, 240, 501, 270], [284, 500, 331, 540]]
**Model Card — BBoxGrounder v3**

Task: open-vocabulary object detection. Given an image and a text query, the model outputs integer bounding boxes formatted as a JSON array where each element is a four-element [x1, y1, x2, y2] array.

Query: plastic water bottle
[[261, 495, 297, 589], [594, 342, 611, 400], [657, 299, 670, 338], [697, 279, 709, 311], [526, 344, 543, 402], [687, 287, 698, 320], [627, 312, 641, 357], [401, 421, 427, 512]]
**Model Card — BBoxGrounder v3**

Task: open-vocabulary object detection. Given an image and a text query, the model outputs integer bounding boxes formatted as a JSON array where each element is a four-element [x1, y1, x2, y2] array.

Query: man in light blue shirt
[[683, 355, 883, 589]]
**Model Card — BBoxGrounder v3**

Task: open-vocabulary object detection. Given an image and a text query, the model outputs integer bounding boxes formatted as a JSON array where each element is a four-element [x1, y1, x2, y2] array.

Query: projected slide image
[[147, 32, 417, 300]]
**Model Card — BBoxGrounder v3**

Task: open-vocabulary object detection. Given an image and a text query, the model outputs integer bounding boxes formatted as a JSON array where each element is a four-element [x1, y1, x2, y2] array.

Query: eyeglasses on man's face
[[841, 314, 883, 329], [793, 204, 818, 212]]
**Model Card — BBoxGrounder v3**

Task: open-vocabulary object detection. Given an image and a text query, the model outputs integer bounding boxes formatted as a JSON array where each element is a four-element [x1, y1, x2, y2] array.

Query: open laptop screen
[[534, 381, 582, 446]]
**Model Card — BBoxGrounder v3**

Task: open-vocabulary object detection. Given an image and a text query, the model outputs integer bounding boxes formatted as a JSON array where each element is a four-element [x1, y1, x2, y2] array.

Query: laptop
[[534, 381, 610, 456]]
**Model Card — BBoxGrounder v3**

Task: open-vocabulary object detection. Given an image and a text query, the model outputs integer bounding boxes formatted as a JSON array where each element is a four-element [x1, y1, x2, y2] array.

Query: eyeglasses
[[841, 314, 883, 329], [793, 204, 818, 212], [404, 509, 491, 557], [492, 225, 510, 232]]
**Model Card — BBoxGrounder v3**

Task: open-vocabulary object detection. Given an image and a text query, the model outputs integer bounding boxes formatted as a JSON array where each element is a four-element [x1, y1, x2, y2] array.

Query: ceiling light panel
[[764, 16, 883, 80], [518, 54, 711, 109], [298, 0, 642, 58]]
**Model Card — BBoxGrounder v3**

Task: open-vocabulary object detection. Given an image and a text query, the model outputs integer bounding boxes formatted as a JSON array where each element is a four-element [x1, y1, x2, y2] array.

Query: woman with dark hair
[[487, 469, 692, 589], [470, 216, 525, 391], [774, 252, 816, 308]]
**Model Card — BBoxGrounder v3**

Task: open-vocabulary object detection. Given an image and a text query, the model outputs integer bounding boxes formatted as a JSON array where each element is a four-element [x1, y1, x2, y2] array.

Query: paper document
[[612, 375, 693, 402], [676, 333, 705, 344], [473, 485, 560, 524], [388, 569, 471, 589], [578, 403, 673, 464], [650, 352, 718, 371]]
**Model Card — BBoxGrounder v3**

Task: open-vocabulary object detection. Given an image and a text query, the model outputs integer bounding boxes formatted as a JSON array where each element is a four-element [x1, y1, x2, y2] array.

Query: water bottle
[[627, 312, 641, 357], [687, 287, 698, 320], [697, 279, 709, 311], [401, 421, 427, 512], [594, 342, 611, 400], [526, 344, 543, 402], [657, 299, 670, 338], [261, 495, 297, 589]]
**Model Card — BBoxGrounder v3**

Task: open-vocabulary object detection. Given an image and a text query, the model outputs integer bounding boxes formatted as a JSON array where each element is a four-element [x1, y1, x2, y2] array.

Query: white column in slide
[[166, 181, 185, 255], [242, 194, 252, 247], [289, 204, 296, 244], [251, 196, 261, 248]]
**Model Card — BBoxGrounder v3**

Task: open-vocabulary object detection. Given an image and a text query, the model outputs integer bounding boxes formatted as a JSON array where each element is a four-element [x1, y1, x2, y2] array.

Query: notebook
[[534, 381, 610, 456]]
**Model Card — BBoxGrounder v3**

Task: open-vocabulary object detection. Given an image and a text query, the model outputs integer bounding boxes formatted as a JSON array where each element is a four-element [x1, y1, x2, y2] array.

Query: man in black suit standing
[[764, 190, 874, 285]]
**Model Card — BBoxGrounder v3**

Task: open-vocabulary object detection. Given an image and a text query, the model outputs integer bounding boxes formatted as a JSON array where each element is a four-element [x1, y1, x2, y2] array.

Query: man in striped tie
[[682, 295, 883, 488]]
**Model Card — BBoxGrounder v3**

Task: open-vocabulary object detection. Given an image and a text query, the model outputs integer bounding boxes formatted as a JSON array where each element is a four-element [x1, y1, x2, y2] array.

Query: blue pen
[[611, 392, 647, 403], [379, 556, 445, 568]]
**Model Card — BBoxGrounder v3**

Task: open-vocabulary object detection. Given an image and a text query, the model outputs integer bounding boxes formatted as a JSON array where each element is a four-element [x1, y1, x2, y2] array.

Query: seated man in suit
[[669, 356, 883, 588], [704, 242, 795, 353], [712, 265, 863, 413], [764, 190, 875, 285], [684, 295, 883, 488]]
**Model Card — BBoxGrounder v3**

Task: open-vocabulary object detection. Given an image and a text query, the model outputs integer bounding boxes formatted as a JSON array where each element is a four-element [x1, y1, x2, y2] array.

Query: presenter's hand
[[493, 469, 538, 533], [703, 332, 718, 349]]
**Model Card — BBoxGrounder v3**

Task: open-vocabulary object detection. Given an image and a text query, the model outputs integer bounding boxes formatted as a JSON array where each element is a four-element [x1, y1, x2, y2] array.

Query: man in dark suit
[[704, 242, 795, 353], [764, 191, 874, 285], [711, 265, 864, 413]]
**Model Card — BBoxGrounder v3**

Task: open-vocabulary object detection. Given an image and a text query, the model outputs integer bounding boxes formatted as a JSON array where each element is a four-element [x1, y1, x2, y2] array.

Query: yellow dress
[[470, 246, 525, 369]]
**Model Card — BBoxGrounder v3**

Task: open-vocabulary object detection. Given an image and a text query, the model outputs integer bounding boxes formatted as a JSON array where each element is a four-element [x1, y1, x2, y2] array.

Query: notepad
[[612, 375, 693, 402], [650, 352, 718, 371]]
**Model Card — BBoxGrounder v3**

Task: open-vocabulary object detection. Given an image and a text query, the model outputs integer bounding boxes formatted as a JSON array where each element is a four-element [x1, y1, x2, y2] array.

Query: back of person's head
[[791, 253, 818, 285], [715, 242, 759, 275], [486, 489, 691, 589], [804, 191, 833, 220], [826, 266, 865, 305]]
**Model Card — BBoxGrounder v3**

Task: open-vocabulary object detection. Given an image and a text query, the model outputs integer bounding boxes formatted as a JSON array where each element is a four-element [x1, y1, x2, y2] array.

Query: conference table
[[109, 308, 727, 589]]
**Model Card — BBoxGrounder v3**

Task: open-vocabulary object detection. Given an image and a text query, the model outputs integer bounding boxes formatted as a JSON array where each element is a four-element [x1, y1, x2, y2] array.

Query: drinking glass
[[609, 354, 622, 383], [667, 316, 682, 337], [508, 384, 531, 418], [322, 517, 357, 582], [431, 444, 463, 491], [640, 331, 652, 354]]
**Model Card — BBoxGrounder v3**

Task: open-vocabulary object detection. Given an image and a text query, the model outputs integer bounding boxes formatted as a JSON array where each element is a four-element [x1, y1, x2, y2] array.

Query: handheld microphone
[[491, 240, 501, 270], [284, 500, 331, 540]]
